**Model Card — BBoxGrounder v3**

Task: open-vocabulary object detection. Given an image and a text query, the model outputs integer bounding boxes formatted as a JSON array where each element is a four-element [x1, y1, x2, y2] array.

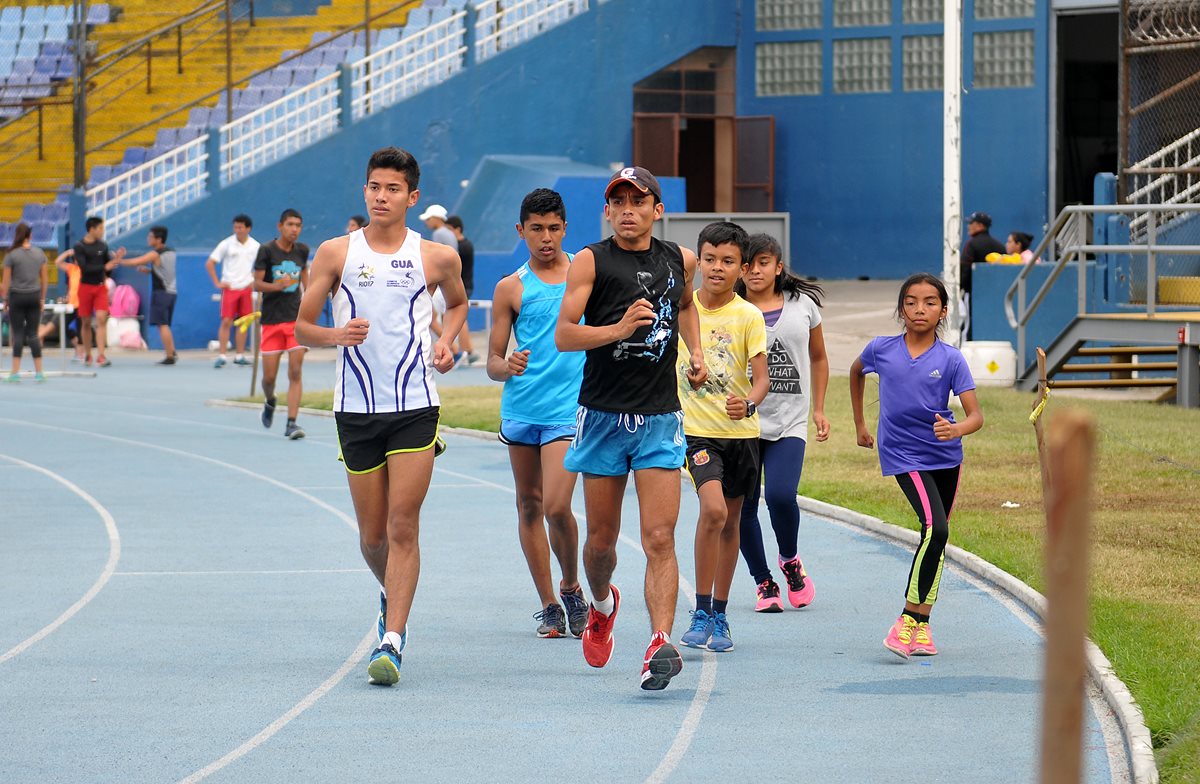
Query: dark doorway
[[1056, 12, 1119, 211], [679, 118, 716, 211]]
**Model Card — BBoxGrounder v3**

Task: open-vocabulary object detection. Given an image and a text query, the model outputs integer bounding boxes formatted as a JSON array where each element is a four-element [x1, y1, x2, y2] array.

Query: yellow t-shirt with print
[[677, 291, 767, 439]]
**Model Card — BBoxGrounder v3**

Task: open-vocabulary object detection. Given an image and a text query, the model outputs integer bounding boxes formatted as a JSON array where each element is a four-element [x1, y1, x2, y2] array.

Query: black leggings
[[6, 292, 42, 360], [894, 466, 961, 606]]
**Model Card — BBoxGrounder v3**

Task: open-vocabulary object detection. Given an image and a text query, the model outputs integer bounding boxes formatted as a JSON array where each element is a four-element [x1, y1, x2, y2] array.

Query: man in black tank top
[[555, 166, 707, 691]]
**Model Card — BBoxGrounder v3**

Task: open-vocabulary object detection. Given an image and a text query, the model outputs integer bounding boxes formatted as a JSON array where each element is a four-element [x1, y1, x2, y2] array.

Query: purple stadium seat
[[31, 220, 56, 245], [21, 203, 45, 223], [176, 126, 201, 143], [290, 65, 316, 86], [121, 146, 148, 166], [268, 69, 291, 89], [87, 164, 112, 186], [0, 223, 13, 246], [87, 4, 111, 25], [154, 127, 179, 148], [187, 106, 211, 127]]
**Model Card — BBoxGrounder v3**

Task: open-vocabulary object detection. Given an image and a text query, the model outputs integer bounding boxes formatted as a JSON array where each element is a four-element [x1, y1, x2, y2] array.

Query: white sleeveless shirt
[[332, 228, 440, 413]]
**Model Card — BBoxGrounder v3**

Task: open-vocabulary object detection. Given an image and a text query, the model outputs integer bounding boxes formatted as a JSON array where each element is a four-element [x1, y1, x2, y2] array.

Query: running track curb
[[206, 401, 1158, 782], [792, 495, 1159, 784]]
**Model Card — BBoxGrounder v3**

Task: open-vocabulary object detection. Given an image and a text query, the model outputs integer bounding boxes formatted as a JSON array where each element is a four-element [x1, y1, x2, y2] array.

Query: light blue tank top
[[500, 259, 585, 425]]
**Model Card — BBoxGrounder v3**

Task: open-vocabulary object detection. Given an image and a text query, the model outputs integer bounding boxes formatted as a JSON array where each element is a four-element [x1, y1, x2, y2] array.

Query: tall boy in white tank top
[[296, 147, 467, 686]]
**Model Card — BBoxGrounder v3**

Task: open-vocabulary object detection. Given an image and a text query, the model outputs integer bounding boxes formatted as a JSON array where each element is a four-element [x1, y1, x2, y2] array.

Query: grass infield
[[245, 379, 1200, 780]]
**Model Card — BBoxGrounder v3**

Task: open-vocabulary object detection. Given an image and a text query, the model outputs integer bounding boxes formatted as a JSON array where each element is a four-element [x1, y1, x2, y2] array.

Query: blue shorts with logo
[[563, 407, 686, 476], [498, 419, 576, 447]]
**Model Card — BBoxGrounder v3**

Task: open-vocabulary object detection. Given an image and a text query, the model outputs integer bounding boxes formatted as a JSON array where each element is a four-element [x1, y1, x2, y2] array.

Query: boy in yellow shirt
[[677, 221, 769, 652]]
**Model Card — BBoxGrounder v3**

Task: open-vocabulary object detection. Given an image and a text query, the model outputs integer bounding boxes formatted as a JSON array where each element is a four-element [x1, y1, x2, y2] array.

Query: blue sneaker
[[680, 609, 714, 649], [367, 643, 402, 685], [708, 612, 734, 652], [261, 398, 276, 429]]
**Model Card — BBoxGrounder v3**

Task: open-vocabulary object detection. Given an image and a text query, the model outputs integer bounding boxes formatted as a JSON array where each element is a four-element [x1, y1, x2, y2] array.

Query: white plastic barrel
[[961, 340, 1017, 386]]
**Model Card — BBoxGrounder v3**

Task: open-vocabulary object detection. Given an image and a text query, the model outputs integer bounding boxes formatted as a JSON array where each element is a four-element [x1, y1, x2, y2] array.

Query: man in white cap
[[419, 204, 458, 251]]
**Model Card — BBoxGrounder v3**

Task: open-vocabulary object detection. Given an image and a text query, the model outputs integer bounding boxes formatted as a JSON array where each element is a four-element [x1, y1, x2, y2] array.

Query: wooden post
[[1032, 347, 1051, 496], [1038, 410, 1096, 784]]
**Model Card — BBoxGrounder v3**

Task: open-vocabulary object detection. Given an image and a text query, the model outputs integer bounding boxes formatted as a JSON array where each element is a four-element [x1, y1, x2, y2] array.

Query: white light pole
[[943, 0, 964, 345]]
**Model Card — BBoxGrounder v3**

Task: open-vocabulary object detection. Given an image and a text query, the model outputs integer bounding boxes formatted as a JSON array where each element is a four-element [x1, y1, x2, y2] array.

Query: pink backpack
[[109, 284, 140, 317]]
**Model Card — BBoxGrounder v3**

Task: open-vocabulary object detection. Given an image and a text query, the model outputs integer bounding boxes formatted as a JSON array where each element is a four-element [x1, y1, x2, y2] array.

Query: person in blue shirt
[[850, 273, 984, 660], [487, 189, 589, 640]]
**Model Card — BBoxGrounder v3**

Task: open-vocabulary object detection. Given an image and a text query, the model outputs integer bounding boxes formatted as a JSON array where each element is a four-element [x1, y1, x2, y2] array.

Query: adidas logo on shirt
[[929, 369, 942, 378]]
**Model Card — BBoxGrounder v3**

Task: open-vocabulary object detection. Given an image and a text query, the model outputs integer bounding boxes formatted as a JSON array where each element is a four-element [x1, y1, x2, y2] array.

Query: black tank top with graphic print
[[578, 236, 686, 415]]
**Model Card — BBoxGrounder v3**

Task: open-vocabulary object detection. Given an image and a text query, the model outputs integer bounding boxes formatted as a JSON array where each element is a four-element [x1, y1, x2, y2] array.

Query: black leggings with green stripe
[[894, 466, 961, 607]]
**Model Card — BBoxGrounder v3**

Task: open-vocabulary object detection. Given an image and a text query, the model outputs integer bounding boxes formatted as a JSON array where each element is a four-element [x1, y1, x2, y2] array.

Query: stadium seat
[[86, 164, 112, 187], [0, 7, 21, 27], [122, 147, 148, 166], [187, 105, 211, 127], [21, 203, 45, 222], [290, 65, 316, 86], [154, 127, 179, 148], [44, 20, 69, 41], [22, 7, 46, 30], [176, 126, 202, 143], [268, 68, 291, 88], [87, 4, 111, 25], [377, 27, 401, 48], [31, 220, 56, 245], [44, 5, 68, 25], [16, 39, 41, 60], [406, 8, 431, 28]]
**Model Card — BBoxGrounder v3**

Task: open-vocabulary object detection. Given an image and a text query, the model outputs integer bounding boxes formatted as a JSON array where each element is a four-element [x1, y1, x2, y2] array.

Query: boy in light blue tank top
[[486, 188, 589, 639]]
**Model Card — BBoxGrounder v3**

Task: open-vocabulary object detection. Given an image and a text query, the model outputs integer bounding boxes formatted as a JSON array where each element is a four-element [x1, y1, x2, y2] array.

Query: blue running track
[[0, 354, 1129, 783]]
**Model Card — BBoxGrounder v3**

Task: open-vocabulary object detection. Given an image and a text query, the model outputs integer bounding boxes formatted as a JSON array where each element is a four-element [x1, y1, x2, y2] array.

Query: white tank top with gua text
[[332, 228, 440, 413]]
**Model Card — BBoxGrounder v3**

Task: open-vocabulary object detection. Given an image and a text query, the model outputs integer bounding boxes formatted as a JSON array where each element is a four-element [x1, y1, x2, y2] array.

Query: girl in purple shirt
[[849, 273, 984, 659]]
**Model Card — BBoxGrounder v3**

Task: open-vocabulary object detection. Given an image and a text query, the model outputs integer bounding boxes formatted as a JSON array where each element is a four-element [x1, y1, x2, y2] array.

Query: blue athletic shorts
[[498, 419, 576, 447], [563, 407, 686, 476]]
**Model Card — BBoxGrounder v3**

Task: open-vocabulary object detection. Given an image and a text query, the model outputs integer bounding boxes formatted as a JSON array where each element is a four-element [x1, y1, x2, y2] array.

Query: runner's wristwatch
[[744, 399, 757, 417]]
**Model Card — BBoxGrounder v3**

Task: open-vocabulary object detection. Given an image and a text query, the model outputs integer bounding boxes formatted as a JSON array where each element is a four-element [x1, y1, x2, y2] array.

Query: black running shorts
[[684, 435, 760, 499], [335, 407, 440, 474]]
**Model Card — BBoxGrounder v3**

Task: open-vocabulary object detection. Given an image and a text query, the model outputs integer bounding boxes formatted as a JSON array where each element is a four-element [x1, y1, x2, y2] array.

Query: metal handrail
[[88, 0, 234, 79], [1003, 203, 1200, 370]]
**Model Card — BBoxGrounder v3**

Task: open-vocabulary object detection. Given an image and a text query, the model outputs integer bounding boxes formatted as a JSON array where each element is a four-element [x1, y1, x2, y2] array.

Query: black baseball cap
[[605, 166, 662, 201], [967, 211, 992, 228]]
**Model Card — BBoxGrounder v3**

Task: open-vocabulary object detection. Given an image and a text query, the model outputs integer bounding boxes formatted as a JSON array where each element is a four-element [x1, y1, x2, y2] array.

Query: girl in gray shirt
[[3, 223, 49, 381], [735, 234, 831, 612]]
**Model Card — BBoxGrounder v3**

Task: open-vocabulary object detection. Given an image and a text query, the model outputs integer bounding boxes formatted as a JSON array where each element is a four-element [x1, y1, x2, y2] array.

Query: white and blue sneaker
[[680, 609, 714, 649], [707, 612, 734, 652], [367, 643, 402, 685]]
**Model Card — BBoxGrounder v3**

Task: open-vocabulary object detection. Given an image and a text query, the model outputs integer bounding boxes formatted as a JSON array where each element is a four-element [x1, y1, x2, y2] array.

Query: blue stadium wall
[[107, 0, 1054, 346], [734, 0, 1050, 280]]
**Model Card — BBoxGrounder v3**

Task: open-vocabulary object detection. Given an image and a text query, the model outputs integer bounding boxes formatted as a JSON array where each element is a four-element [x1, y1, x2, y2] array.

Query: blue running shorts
[[498, 419, 577, 447], [563, 407, 686, 476]]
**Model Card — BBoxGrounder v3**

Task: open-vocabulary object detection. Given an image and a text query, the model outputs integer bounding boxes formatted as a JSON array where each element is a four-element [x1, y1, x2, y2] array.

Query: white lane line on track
[[0, 454, 121, 665], [0, 418, 372, 782], [176, 629, 378, 784], [116, 568, 371, 576], [431, 464, 717, 784]]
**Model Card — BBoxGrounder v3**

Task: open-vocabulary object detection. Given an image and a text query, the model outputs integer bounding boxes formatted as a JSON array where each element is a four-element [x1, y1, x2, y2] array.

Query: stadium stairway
[[0, 0, 412, 225]]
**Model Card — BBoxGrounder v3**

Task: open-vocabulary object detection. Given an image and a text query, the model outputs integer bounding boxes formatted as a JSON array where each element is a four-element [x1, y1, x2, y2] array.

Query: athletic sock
[[287, 417, 296, 427], [235, 354, 245, 361], [266, 396, 276, 406], [916, 612, 930, 623], [713, 598, 728, 615], [901, 609, 920, 622], [382, 631, 404, 651], [695, 594, 712, 614], [593, 591, 615, 616], [218, 353, 227, 361]]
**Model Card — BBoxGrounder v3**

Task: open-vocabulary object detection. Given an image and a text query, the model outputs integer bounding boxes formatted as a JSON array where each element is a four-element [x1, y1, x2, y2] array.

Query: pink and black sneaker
[[779, 556, 815, 608]]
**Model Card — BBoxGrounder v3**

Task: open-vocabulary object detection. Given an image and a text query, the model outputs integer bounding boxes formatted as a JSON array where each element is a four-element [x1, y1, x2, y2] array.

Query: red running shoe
[[582, 584, 620, 668], [640, 631, 683, 691]]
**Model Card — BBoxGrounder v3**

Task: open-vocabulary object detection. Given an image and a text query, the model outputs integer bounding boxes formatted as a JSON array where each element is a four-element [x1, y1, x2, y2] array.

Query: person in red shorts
[[253, 208, 310, 440], [205, 213, 260, 368], [73, 216, 125, 367]]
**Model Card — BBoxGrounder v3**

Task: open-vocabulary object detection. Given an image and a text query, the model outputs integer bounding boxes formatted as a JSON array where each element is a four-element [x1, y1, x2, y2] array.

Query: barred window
[[834, 37, 892, 93], [756, 0, 822, 30], [973, 30, 1034, 88], [903, 35, 942, 91], [834, 0, 890, 27], [756, 41, 823, 95], [975, 0, 1034, 19]]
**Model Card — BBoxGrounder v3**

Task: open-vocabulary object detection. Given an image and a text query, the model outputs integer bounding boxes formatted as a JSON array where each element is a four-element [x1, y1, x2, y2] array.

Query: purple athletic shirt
[[858, 334, 976, 476]]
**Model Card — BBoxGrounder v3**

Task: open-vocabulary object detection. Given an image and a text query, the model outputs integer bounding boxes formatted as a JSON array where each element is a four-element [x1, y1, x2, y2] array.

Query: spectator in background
[[254, 208, 310, 440], [446, 214, 479, 364], [2, 222, 49, 382], [73, 216, 125, 367], [37, 248, 83, 361], [959, 211, 1004, 339], [346, 215, 368, 233], [118, 225, 178, 365], [419, 204, 458, 250], [206, 214, 259, 368], [1006, 231, 1039, 264]]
